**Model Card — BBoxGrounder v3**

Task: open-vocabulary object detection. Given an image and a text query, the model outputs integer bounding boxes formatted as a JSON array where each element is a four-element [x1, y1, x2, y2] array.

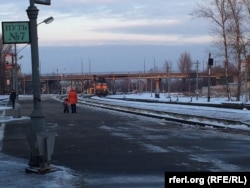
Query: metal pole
[[23, 74, 26, 95], [153, 57, 155, 73], [26, 0, 54, 172], [244, 60, 248, 103], [167, 64, 170, 98], [207, 53, 211, 102], [81, 58, 83, 75], [196, 60, 199, 100], [88, 58, 91, 74], [14, 44, 17, 91], [144, 57, 145, 73], [13, 44, 21, 117]]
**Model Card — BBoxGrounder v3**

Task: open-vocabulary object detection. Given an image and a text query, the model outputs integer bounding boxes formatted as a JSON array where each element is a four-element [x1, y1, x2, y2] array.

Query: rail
[[55, 95, 250, 132]]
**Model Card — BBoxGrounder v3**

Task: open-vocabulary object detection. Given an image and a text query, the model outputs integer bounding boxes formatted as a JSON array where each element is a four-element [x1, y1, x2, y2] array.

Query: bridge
[[16, 71, 237, 95], [20, 71, 235, 81]]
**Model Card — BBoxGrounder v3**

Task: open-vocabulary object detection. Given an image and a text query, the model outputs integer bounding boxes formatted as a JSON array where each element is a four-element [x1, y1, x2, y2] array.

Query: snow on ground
[[106, 92, 247, 104], [0, 93, 249, 187], [0, 94, 83, 187], [90, 93, 250, 131], [0, 153, 83, 187]]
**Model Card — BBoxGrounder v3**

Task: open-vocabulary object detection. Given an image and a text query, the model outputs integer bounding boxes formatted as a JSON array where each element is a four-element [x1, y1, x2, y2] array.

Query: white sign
[[2, 22, 30, 44]]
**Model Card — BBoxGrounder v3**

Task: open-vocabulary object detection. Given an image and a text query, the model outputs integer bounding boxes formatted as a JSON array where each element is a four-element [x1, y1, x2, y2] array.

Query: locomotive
[[95, 76, 108, 97]]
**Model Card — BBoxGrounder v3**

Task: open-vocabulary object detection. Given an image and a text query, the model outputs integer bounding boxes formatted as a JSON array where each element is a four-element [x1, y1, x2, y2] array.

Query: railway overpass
[[17, 71, 237, 95], [20, 71, 235, 81]]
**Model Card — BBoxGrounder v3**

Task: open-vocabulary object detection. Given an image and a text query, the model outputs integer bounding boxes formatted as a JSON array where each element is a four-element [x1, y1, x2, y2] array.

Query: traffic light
[[208, 58, 213, 66]]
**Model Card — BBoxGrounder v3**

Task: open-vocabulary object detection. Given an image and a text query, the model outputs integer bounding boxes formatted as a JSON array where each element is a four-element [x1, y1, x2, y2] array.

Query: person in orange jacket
[[67, 88, 78, 113]]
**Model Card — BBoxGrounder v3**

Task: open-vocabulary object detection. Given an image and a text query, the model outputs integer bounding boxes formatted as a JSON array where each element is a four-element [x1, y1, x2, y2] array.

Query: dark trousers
[[71, 104, 76, 113], [64, 107, 69, 113], [11, 100, 15, 109]]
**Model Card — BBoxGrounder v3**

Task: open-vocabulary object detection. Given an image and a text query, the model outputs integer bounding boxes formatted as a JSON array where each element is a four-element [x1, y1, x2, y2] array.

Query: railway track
[[69, 96, 250, 132]]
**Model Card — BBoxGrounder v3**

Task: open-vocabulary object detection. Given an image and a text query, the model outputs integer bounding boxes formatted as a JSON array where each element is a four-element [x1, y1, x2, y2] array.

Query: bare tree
[[164, 60, 172, 95], [242, 0, 250, 16], [192, 0, 250, 101], [178, 52, 192, 73], [191, 0, 232, 100], [163, 60, 172, 73], [227, 0, 248, 100], [178, 52, 193, 93]]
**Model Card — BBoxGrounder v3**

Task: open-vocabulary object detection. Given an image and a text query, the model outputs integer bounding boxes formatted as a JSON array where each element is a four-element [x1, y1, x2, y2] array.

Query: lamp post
[[26, 0, 55, 173]]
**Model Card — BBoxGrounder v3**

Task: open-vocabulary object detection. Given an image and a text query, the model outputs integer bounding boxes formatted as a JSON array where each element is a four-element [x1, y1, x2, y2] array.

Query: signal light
[[208, 58, 213, 66]]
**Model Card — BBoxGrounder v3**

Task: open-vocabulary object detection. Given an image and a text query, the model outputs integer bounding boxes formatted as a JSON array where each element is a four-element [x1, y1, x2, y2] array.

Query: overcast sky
[[0, 0, 214, 74]]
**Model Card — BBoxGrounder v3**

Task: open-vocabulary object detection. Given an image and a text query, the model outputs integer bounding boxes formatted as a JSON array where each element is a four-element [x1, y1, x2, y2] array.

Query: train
[[95, 77, 108, 97]]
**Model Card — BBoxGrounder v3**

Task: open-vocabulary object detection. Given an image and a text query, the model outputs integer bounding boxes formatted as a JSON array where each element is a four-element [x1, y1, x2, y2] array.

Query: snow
[[94, 93, 250, 131], [0, 153, 83, 187], [0, 95, 83, 187], [0, 93, 249, 187]]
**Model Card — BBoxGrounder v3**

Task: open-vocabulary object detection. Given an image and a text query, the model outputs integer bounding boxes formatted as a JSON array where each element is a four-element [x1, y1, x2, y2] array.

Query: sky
[[0, 0, 214, 74]]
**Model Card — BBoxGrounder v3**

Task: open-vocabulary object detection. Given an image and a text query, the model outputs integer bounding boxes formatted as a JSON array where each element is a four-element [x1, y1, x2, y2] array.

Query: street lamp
[[37, 16, 54, 25], [26, 1, 55, 173]]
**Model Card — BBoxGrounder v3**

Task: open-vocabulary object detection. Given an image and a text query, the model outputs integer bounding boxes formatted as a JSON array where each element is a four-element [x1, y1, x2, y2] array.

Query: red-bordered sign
[[4, 53, 14, 70]]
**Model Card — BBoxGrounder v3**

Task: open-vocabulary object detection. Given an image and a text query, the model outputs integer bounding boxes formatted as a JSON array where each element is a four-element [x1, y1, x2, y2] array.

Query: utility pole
[[144, 57, 146, 73], [166, 61, 171, 98], [81, 58, 83, 93], [244, 64, 248, 103], [207, 53, 213, 102], [195, 60, 199, 100], [81, 58, 83, 75], [88, 58, 91, 74], [13, 43, 21, 117], [244, 55, 250, 103]]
